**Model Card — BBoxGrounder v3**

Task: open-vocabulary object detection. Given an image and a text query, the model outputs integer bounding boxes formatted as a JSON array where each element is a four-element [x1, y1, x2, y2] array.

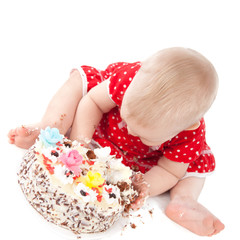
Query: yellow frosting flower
[[83, 171, 105, 189]]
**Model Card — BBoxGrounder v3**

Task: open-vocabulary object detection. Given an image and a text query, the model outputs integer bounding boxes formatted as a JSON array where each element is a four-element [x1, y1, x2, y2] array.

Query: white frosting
[[102, 184, 120, 205], [41, 147, 58, 163], [107, 159, 132, 184], [54, 165, 74, 184], [74, 182, 97, 202], [94, 147, 112, 160]]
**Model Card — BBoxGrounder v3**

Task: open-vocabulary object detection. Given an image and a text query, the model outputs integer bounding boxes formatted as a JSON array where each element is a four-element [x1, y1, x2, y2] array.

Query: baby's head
[[121, 47, 218, 146]]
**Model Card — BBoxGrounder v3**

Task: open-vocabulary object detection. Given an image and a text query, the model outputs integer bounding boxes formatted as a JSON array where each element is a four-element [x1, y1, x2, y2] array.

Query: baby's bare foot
[[8, 124, 41, 149], [165, 197, 225, 236]]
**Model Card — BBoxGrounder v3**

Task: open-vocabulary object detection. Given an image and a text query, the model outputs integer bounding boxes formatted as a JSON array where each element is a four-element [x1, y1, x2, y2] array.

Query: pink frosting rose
[[59, 150, 83, 176]]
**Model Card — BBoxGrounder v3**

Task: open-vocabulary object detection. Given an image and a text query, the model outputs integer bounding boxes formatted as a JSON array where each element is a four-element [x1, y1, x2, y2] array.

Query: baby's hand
[[131, 172, 150, 211]]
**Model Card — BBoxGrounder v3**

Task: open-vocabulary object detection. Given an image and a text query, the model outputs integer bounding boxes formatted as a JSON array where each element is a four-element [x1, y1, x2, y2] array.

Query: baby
[[8, 47, 224, 236]]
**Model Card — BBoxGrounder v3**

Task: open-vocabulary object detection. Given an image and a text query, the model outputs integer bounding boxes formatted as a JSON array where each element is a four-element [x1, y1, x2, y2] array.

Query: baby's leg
[[8, 69, 83, 149], [165, 177, 225, 236]]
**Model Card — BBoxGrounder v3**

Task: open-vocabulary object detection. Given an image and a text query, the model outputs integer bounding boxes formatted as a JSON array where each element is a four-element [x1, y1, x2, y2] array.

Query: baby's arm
[[131, 156, 189, 209], [144, 156, 189, 196], [70, 80, 116, 142]]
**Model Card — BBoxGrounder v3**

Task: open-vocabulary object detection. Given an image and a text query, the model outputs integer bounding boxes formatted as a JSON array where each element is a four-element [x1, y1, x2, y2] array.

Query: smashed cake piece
[[18, 127, 138, 234]]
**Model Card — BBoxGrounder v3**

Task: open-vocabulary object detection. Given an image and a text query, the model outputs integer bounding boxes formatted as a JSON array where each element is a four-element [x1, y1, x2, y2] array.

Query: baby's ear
[[185, 122, 200, 131]]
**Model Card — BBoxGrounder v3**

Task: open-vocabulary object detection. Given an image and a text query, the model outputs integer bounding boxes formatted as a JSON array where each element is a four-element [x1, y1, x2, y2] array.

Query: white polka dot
[[196, 151, 199, 156], [175, 135, 179, 138], [129, 77, 132, 81], [118, 78, 121, 82], [190, 148, 193, 151], [118, 136, 121, 139], [205, 164, 208, 167], [124, 71, 127, 75], [177, 149, 180, 152], [175, 155, 178, 158], [198, 165, 201, 169], [193, 138, 196, 142], [197, 141, 200, 144], [193, 131, 196, 135], [184, 137, 188, 140], [123, 84, 127, 88], [113, 127, 116, 130], [185, 145, 188, 148], [189, 157, 192, 160], [120, 91, 123, 94]]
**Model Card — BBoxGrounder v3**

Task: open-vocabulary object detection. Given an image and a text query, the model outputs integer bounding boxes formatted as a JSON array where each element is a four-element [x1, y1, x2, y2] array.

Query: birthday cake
[[18, 127, 138, 234]]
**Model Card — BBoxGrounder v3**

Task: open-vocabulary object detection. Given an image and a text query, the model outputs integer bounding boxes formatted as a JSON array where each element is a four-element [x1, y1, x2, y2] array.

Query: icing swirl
[[59, 150, 83, 176], [39, 127, 63, 148]]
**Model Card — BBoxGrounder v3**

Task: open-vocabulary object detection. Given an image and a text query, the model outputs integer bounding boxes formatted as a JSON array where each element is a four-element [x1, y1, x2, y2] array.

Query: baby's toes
[[8, 129, 16, 143], [16, 125, 31, 137]]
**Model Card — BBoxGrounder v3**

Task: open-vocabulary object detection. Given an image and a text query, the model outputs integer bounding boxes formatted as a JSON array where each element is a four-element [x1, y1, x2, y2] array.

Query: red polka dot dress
[[79, 62, 216, 177]]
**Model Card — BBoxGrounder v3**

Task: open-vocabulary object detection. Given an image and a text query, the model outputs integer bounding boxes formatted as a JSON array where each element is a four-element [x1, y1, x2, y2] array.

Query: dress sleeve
[[108, 62, 141, 106], [162, 119, 206, 164]]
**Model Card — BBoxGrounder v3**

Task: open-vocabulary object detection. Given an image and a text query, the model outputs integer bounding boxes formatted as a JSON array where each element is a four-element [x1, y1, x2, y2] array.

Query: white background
[[0, 0, 240, 239]]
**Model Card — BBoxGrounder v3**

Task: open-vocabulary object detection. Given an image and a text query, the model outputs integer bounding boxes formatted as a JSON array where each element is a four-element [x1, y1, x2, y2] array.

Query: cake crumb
[[130, 223, 137, 229], [148, 208, 154, 217]]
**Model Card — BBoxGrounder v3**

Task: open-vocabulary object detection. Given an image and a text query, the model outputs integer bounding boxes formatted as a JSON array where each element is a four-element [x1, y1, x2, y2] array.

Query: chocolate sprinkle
[[80, 190, 87, 196], [86, 150, 96, 159], [51, 150, 59, 157], [109, 193, 116, 199]]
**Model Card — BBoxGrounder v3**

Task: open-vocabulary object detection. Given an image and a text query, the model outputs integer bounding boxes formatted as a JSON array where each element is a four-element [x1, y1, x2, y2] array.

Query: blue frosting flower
[[39, 127, 64, 148]]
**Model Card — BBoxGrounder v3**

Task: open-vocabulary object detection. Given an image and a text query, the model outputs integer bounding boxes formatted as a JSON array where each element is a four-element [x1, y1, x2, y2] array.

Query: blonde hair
[[124, 47, 218, 134]]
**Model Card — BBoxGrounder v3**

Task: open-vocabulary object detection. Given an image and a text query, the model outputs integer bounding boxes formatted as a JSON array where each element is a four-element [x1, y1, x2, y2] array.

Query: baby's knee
[[69, 68, 81, 79], [68, 69, 83, 91]]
